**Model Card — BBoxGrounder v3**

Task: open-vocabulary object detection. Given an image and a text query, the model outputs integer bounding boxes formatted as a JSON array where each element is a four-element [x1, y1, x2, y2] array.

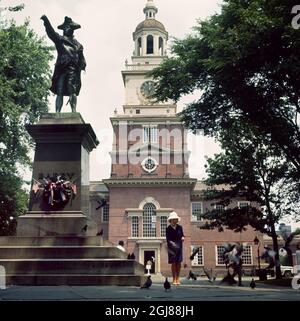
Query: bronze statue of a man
[[41, 15, 86, 113]]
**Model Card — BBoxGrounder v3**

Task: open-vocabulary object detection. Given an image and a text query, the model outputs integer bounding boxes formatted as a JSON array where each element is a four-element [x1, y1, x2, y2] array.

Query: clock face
[[140, 81, 155, 98]]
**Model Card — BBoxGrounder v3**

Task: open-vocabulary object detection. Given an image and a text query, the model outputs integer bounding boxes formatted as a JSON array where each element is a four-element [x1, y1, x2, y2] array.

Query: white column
[[154, 35, 159, 55], [134, 39, 138, 56], [142, 35, 147, 56]]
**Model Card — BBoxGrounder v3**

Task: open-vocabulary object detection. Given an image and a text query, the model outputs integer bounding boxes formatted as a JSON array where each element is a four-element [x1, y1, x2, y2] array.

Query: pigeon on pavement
[[187, 270, 197, 280], [164, 277, 171, 291], [141, 276, 152, 289], [250, 278, 256, 289], [203, 267, 217, 283]]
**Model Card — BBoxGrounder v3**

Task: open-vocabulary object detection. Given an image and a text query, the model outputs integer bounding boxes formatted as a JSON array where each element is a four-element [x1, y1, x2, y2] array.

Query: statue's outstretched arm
[[41, 15, 59, 44]]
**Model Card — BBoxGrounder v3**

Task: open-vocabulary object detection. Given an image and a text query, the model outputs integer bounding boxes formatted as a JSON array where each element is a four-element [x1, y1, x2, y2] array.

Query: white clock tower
[[121, 0, 176, 116], [105, 0, 195, 275]]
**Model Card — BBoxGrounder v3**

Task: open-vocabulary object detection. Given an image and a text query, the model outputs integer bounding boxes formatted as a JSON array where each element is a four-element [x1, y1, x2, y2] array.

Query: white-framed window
[[238, 201, 250, 209], [150, 126, 158, 143], [143, 125, 158, 143], [160, 216, 167, 237], [131, 216, 139, 238], [241, 245, 252, 265], [191, 202, 203, 221], [191, 245, 204, 266], [216, 245, 226, 265], [143, 203, 156, 237], [143, 126, 150, 143], [102, 204, 109, 222]]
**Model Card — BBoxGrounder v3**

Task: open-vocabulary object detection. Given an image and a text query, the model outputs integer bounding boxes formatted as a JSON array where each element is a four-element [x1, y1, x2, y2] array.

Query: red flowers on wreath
[[42, 176, 76, 207]]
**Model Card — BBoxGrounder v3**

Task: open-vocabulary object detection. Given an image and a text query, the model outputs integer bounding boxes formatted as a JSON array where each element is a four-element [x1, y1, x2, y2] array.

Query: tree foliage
[[150, 0, 300, 176], [201, 121, 299, 278], [0, 172, 26, 235], [201, 121, 298, 230], [0, 4, 53, 234]]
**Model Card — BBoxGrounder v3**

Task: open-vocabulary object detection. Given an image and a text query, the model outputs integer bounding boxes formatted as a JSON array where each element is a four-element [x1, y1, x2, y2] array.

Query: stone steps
[[0, 236, 109, 246], [5, 274, 144, 286], [0, 246, 127, 259], [0, 259, 144, 275], [0, 236, 146, 286]]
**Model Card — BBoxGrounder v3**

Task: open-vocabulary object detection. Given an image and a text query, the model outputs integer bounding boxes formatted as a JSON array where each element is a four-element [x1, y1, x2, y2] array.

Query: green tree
[[0, 172, 27, 236], [200, 122, 298, 279], [150, 0, 300, 177], [0, 3, 53, 234]]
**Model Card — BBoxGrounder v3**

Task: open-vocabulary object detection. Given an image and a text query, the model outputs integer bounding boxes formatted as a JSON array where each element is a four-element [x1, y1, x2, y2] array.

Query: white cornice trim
[[110, 119, 183, 126], [126, 210, 143, 217], [103, 178, 197, 188], [123, 104, 176, 109], [110, 116, 180, 121], [135, 239, 164, 244]]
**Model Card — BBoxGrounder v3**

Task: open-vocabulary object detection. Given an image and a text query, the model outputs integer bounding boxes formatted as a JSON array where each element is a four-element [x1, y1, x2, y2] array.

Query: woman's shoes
[[172, 280, 181, 285]]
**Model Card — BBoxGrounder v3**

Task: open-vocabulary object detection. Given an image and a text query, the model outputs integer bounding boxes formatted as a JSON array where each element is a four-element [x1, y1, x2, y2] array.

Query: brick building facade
[[88, 1, 263, 276]]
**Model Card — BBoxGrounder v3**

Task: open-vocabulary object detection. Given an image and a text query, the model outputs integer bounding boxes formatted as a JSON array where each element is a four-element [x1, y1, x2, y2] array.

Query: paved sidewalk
[[0, 276, 299, 301]]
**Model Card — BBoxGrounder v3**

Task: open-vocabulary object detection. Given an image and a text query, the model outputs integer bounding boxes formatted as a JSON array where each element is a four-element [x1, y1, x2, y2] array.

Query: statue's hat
[[58, 16, 81, 30]]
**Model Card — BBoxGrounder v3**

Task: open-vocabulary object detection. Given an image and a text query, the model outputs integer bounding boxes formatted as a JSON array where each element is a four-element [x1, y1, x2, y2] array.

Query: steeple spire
[[143, 0, 158, 19]]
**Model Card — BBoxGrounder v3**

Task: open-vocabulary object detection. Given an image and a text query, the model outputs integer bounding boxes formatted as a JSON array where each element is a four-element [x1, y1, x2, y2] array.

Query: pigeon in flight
[[96, 228, 103, 236], [81, 225, 88, 232], [164, 277, 171, 291], [189, 247, 200, 261], [141, 276, 152, 289], [96, 199, 107, 210], [261, 246, 276, 269]]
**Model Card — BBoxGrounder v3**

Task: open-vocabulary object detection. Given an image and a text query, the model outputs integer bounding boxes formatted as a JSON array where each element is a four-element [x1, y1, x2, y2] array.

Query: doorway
[[144, 250, 155, 274]]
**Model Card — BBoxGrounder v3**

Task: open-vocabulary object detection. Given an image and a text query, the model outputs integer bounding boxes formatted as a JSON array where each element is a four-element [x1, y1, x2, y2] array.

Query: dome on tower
[[133, 0, 168, 37], [135, 19, 166, 33]]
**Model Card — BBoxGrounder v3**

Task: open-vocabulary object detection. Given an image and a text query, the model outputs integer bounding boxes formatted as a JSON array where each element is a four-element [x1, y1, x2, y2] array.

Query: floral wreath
[[32, 176, 77, 208]]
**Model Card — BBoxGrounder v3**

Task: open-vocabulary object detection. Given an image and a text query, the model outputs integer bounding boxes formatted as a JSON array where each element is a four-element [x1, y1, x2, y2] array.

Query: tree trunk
[[270, 222, 282, 280]]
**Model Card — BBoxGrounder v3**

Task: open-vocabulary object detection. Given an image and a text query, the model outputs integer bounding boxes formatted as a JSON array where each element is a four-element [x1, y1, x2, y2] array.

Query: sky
[[2, 0, 223, 181]]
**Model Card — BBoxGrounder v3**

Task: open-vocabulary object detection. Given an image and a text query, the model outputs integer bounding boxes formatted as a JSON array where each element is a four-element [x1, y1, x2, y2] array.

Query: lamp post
[[254, 236, 261, 273]]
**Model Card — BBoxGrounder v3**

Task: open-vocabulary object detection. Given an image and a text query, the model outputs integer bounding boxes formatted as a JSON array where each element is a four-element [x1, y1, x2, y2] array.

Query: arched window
[[147, 35, 154, 54], [137, 37, 142, 56], [143, 203, 156, 237], [159, 37, 164, 56]]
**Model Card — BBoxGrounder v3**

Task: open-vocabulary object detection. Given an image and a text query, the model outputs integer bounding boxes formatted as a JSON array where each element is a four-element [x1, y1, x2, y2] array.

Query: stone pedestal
[[17, 113, 99, 236]]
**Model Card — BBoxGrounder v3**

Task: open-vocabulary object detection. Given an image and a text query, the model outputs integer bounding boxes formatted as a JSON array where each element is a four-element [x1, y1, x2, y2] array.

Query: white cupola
[[132, 0, 168, 57], [143, 0, 158, 19]]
